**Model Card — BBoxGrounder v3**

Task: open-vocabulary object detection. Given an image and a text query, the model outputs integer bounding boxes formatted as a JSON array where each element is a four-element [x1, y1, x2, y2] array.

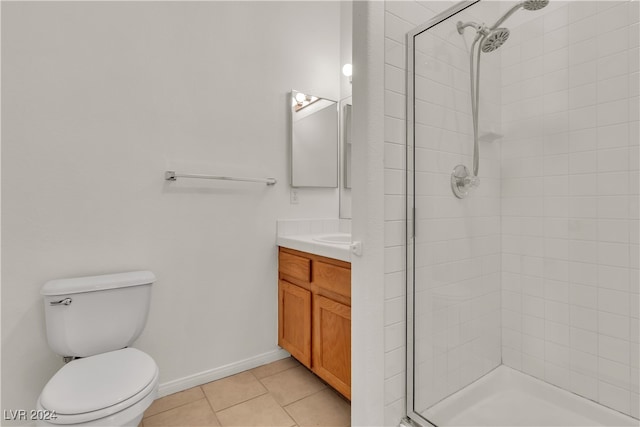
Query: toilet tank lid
[[41, 271, 156, 296]]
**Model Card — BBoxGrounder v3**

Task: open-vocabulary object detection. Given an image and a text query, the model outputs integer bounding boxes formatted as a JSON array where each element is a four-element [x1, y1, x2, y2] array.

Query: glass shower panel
[[410, 1, 503, 424], [408, 1, 639, 425]]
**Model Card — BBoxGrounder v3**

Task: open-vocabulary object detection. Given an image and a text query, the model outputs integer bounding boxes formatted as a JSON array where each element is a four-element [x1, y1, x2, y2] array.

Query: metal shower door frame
[[404, 1, 480, 426]]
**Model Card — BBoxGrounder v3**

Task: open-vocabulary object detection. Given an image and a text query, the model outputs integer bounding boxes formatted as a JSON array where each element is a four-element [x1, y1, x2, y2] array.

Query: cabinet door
[[278, 280, 311, 368], [312, 295, 351, 399]]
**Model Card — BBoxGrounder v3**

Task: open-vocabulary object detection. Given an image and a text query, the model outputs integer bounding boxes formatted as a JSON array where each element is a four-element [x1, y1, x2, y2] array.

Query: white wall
[[1, 1, 341, 419], [339, 1, 353, 220], [499, 1, 639, 417], [341, 1, 354, 101], [351, 2, 386, 425]]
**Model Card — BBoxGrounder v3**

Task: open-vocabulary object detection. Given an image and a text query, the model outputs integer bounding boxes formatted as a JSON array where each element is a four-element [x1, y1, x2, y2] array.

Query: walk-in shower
[[406, 0, 639, 426]]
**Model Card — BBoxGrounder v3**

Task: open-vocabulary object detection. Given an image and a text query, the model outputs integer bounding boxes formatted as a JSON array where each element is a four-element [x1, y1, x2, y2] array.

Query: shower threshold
[[420, 365, 638, 426]]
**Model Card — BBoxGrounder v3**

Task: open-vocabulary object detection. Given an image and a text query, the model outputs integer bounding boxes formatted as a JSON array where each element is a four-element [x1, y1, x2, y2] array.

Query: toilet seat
[[38, 348, 158, 425]]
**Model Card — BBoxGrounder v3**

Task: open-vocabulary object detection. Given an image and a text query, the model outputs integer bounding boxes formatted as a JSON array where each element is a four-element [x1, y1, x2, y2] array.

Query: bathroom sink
[[312, 234, 351, 245]]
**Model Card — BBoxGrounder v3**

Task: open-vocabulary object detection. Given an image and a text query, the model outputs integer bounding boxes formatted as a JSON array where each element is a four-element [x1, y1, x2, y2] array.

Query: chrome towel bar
[[165, 171, 277, 186]]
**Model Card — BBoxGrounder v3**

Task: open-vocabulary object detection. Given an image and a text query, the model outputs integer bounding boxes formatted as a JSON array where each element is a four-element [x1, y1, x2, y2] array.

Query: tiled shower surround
[[499, 0, 639, 417], [382, 0, 639, 423]]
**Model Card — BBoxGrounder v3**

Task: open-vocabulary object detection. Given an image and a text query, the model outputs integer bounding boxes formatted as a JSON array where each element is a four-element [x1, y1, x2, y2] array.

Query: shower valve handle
[[451, 164, 480, 199], [465, 175, 480, 188]]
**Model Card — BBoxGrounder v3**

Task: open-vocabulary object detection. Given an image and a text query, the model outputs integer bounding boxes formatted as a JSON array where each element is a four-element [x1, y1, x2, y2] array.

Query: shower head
[[489, 0, 550, 30], [457, 23, 511, 53], [481, 28, 510, 52], [523, 0, 549, 10]]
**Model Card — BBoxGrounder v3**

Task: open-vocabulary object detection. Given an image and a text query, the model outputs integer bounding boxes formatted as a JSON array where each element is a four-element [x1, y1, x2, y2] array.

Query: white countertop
[[277, 234, 351, 262]]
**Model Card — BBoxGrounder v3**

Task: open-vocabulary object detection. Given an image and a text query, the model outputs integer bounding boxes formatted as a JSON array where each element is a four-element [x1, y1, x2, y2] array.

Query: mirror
[[342, 101, 352, 189], [290, 90, 338, 188], [339, 97, 352, 218]]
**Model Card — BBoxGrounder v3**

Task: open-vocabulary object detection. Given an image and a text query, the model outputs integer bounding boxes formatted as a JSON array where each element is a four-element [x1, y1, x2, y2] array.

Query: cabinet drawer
[[279, 251, 311, 283], [314, 261, 350, 299]]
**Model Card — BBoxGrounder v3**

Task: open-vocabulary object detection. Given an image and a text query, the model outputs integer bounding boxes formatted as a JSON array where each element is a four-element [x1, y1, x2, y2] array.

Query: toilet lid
[[40, 348, 157, 415]]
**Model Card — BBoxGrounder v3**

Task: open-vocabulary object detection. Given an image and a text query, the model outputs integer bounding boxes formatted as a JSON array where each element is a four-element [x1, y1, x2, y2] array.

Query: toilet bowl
[[37, 271, 159, 427]]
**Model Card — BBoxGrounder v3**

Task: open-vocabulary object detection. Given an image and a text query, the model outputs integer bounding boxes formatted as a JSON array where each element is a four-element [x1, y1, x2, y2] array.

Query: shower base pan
[[420, 365, 638, 426]]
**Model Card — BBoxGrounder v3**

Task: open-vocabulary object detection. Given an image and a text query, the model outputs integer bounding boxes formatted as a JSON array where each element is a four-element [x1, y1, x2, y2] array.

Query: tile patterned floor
[[141, 357, 351, 427]]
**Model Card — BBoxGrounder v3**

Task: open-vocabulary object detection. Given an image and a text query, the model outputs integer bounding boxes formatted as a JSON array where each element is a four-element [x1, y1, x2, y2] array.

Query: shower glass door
[[408, 0, 639, 426], [407, 1, 504, 425]]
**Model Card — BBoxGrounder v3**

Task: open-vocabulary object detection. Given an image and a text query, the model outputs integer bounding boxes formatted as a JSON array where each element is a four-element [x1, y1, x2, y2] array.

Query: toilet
[[36, 271, 159, 426]]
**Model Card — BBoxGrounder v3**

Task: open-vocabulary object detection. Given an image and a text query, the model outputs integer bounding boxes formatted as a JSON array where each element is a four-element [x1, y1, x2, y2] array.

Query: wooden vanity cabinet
[[278, 247, 351, 400], [278, 280, 312, 367], [278, 250, 312, 367], [313, 294, 351, 398]]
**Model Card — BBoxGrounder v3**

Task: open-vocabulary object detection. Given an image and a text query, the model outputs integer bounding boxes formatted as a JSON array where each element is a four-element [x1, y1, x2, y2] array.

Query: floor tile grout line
[[280, 384, 331, 409], [200, 387, 223, 426], [254, 360, 303, 384], [143, 390, 207, 420], [256, 363, 337, 409], [210, 389, 271, 415], [201, 369, 271, 414], [211, 391, 298, 426], [282, 387, 352, 426], [210, 389, 270, 414], [143, 396, 223, 426], [281, 397, 308, 427], [281, 389, 351, 427]]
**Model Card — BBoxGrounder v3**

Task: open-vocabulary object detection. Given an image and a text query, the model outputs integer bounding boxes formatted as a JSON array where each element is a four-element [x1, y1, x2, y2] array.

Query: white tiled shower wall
[[383, 4, 420, 423], [384, 1, 503, 422], [383, 0, 639, 424], [499, 1, 639, 418]]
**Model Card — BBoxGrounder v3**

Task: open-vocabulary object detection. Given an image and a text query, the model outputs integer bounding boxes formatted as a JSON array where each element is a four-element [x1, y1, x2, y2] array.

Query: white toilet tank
[[41, 271, 156, 358]]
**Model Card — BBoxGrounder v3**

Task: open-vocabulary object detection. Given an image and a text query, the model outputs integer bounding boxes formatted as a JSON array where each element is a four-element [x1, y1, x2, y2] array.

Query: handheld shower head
[[522, 0, 549, 10], [481, 28, 510, 52], [489, 0, 550, 30], [457, 24, 511, 53]]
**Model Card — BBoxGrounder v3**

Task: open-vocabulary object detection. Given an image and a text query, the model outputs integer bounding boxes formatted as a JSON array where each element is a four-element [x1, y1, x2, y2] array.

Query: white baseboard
[[157, 348, 291, 398]]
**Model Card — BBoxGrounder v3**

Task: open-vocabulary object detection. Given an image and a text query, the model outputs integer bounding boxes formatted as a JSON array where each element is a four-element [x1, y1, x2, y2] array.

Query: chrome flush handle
[[50, 298, 72, 306]]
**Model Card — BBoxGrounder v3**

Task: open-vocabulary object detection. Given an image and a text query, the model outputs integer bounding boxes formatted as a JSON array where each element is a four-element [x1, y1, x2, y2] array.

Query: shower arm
[[458, 21, 486, 34], [489, 3, 524, 30]]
